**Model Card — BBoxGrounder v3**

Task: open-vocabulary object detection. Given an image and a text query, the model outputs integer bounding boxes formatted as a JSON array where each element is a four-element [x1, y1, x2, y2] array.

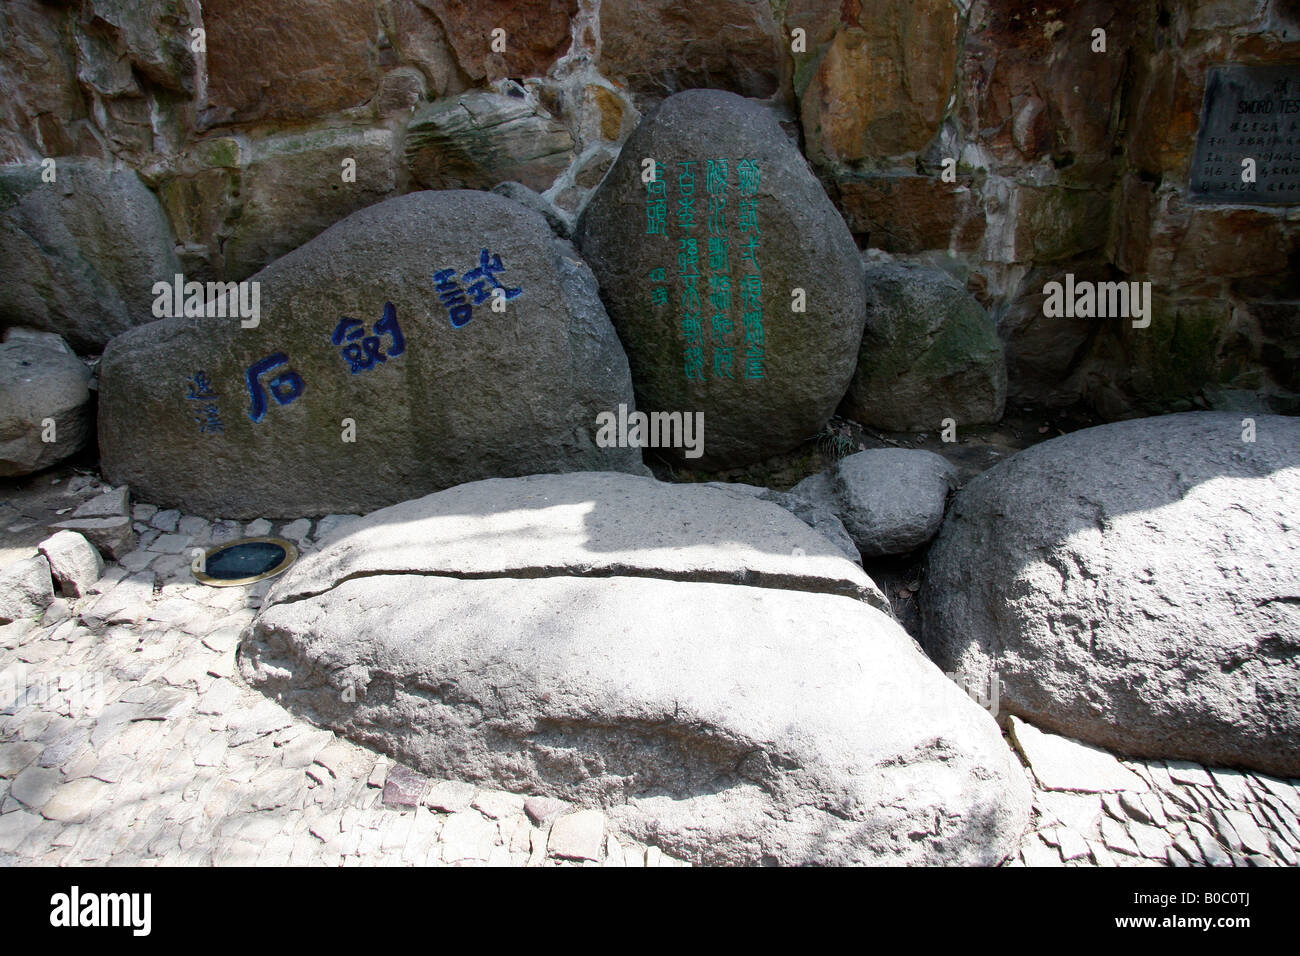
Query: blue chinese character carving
[[332, 302, 404, 374], [435, 250, 524, 328], [433, 269, 474, 328], [463, 249, 524, 306], [246, 353, 305, 423]]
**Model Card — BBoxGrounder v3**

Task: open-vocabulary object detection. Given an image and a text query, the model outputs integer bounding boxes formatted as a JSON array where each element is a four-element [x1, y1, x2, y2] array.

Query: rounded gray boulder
[[0, 339, 92, 476], [831, 449, 957, 556], [841, 261, 1006, 432], [922, 412, 1300, 777]]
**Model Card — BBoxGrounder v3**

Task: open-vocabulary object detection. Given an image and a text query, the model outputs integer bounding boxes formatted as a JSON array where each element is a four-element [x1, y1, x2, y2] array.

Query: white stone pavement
[[1, 486, 1297, 867]]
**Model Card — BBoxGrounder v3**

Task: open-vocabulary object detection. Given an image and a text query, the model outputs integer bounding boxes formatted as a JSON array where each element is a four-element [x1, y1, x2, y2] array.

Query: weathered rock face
[[598, 0, 784, 106], [576, 90, 866, 468], [0, 160, 182, 352], [842, 261, 1006, 432], [199, 0, 381, 127], [789, 0, 962, 165], [242, 472, 1031, 865], [405, 91, 574, 193], [416, 0, 577, 81], [922, 412, 1300, 778], [99, 191, 643, 518], [221, 128, 402, 282], [0, 339, 93, 477], [0, 0, 87, 161]]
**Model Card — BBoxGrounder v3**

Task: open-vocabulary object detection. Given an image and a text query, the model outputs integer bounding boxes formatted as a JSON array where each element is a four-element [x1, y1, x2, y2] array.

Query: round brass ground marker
[[193, 536, 298, 587]]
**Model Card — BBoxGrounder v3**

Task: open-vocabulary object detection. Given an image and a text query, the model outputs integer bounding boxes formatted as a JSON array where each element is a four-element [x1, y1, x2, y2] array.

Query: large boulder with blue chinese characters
[[98, 190, 643, 519], [922, 412, 1300, 778], [575, 90, 866, 469]]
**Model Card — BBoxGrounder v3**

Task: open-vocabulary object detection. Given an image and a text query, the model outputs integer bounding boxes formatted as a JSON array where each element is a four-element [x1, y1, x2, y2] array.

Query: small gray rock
[[49, 517, 136, 560], [72, 487, 130, 519], [832, 449, 956, 556], [37, 531, 103, 598]]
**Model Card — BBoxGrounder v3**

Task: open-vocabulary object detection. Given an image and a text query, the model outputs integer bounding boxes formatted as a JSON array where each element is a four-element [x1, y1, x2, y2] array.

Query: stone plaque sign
[[1190, 64, 1300, 204]]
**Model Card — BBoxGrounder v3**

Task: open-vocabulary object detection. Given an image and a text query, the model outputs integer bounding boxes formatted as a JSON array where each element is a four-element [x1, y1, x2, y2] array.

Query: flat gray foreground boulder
[[922, 412, 1300, 777], [270, 472, 888, 611], [99, 190, 642, 519], [576, 90, 866, 469], [244, 576, 1030, 865]]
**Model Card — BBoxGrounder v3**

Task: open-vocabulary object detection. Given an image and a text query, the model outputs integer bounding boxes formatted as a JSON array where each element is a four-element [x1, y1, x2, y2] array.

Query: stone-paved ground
[[1, 478, 1298, 867], [0, 502, 689, 866], [1007, 744, 1300, 868]]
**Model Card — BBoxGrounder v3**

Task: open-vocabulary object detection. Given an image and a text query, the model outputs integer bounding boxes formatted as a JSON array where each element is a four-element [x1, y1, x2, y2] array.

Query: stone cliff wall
[[1, 0, 1296, 418]]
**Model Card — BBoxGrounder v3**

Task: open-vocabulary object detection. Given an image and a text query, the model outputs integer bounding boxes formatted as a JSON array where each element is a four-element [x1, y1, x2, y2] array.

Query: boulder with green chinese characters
[[575, 90, 866, 469], [98, 190, 643, 518]]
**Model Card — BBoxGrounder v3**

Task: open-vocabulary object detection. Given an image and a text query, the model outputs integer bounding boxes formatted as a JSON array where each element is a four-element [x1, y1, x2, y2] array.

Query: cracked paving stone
[[1209, 808, 1243, 852], [472, 789, 525, 820], [1173, 832, 1203, 864], [200, 626, 242, 655], [1057, 827, 1091, 861], [10, 765, 61, 810], [1100, 816, 1140, 856], [524, 795, 570, 826], [1222, 809, 1272, 856], [1267, 832, 1298, 865], [193, 736, 227, 767], [150, 510, 180, 532], [1128, 821, 1173, 859], [1118, 790, 1155, 825], [279, 729, 334, 769], [1210, 768, 1255, 805], [133, 688, 192, 721], [228, 700, 292, 746], [1254, 775, 1300, 816], [0, 810, 43, 852], [41, 778, 109, 824], [382, 763, 428, 808], [1166, 760, 1215, 788], [0, 742, 41, 778], [424, 778, 476, 813], [196, 679, 241, 716], [1188, 821, 1232, 866], [440, 810, 498, 863], [147, 533, 192, 555], [1009, 717, 1147, 793], [88, 754, 131, 784], [547, 809, 605, 862]]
